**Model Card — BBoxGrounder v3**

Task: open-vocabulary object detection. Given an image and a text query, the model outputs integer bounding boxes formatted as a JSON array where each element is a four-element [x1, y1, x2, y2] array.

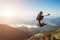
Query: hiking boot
[[40, 23, 47, 27]]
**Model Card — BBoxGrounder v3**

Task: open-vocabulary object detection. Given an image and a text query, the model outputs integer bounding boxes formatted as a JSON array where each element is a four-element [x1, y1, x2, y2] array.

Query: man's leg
[[38, 20, 47, 27], [39, 20, 41, 24], [38, 20, 41, 26], [40, 22, 47, 27]]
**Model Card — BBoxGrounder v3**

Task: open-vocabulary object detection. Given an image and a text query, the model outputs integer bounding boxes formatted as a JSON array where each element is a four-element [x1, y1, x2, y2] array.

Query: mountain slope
[[53, 28, 60, 36], [0, 24, 31, 40]]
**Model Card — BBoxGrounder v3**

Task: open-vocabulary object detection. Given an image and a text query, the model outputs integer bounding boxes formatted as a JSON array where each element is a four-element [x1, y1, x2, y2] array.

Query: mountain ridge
[[0, 24, 31, 40]]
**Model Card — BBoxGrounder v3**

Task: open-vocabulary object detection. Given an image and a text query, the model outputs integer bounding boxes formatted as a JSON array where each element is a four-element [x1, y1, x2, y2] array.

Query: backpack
[[36, 16, 43, 20]]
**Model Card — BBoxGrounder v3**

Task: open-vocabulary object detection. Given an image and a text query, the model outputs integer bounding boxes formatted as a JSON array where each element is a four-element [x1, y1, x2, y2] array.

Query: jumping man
[[36, 11, 50, 27]]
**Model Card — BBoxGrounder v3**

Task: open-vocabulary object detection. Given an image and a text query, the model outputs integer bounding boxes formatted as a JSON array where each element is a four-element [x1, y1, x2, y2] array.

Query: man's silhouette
[[36, 11, 50, 27]]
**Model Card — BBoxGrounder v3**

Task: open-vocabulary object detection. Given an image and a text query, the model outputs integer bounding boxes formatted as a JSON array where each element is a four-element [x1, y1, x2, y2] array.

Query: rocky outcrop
[[28, 33, 56, 40]]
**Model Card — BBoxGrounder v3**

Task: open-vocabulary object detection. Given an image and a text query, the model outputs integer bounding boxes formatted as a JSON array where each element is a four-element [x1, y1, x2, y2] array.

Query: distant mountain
[[30, 17, 60, 32], [31, 17, 60, 26], [16, 25, 59, 35], [49, 17, 60, 26], [16, 26, 29, 32], [15, 17, 60, 35], [0, 24, 31, 40], [28, 26, 59, 35]]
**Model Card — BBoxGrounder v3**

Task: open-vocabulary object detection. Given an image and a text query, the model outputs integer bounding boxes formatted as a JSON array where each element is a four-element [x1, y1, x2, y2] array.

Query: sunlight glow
[[2, 8, 15, 18]]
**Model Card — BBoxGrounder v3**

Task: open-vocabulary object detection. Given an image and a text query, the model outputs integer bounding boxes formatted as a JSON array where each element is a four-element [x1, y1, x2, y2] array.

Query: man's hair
[[40, 11, 43, 14]]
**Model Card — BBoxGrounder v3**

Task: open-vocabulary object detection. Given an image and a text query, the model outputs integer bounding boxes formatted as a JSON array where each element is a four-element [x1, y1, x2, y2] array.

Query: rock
[[28, 33, 55, 40]]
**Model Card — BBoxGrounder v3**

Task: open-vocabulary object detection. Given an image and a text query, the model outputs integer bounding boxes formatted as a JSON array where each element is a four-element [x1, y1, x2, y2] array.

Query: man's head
[[39, 11, 43, 15]]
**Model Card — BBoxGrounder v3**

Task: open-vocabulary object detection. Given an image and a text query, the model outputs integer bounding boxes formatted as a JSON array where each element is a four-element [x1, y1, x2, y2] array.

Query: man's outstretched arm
[[43, 14, 50, 16]]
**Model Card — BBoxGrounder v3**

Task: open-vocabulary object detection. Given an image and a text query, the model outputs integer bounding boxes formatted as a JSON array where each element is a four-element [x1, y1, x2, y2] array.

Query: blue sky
[[22, 0, 60, 16], [22, 0, 60, 19], [0, 0, 60, 20], [15, 0, 60, 20]]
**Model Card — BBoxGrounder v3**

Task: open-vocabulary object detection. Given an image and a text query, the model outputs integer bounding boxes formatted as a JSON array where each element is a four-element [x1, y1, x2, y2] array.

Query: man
[[36, 11, 50, 27]]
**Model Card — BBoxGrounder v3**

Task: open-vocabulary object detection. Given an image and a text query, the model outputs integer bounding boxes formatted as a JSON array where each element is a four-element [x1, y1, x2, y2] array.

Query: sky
[[0, 0, 60, 20]]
